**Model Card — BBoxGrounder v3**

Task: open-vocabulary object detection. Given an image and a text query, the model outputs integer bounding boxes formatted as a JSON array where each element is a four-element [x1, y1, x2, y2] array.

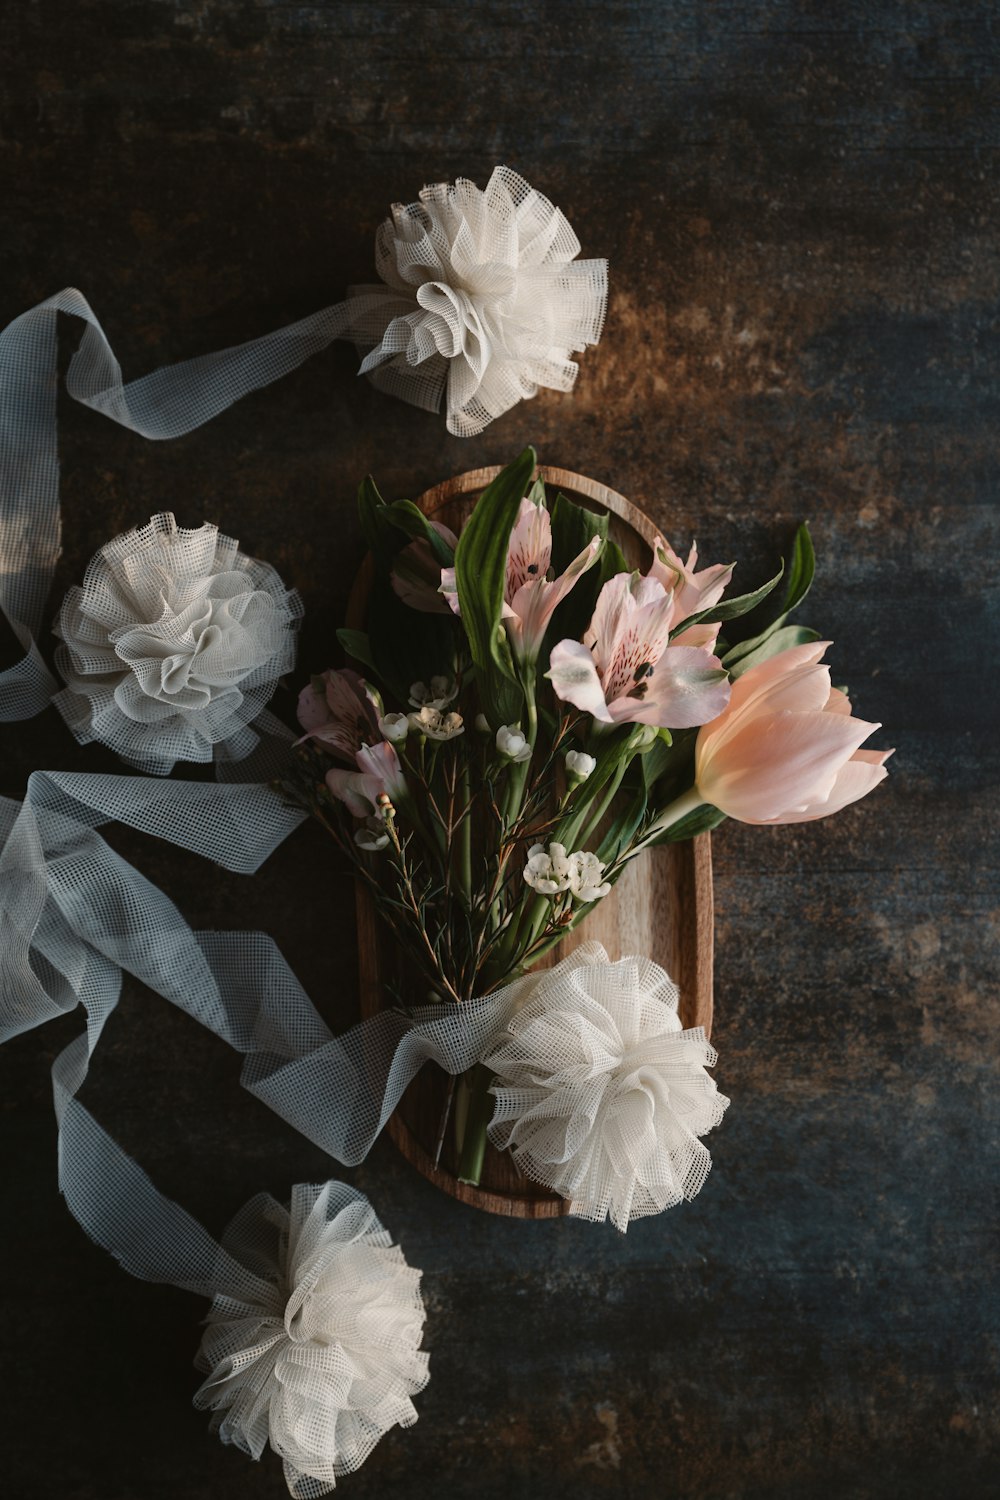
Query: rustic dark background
[[1, 2, 997, 1497]]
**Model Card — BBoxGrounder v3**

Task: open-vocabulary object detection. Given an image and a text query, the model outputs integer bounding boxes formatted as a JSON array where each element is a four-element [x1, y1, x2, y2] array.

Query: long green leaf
[[549, 490, 610, 572], [387, 500, 456, 566], [454, 448, 537, 681], [546, 491, 624, 650], [781, 522, 815, 615], [335, 628, 379, 676], [358, 475, 399, 563], [646, 803, 727, 846], [724, 623, 820, 677], [670, 562, 782, 638], [366, 574, 457, 703]]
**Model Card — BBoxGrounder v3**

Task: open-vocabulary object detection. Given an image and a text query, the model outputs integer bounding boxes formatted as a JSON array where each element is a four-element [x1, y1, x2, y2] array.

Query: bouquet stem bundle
[[283, 450, 890, 1191]]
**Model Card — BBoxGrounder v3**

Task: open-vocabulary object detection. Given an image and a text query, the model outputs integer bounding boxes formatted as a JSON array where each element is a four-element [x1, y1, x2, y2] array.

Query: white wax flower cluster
[[53, 513, 301, 775], [408, 705, 464, 740], [523, 840, 612, 903], [194, 1181, 429, 1499], [484, 945, 729, 1232], [353, 166, 608, 436]]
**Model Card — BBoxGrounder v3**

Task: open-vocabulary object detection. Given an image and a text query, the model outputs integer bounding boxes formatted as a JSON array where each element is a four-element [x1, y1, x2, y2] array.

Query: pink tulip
[[547, 572, 731, 729], [441, 496, 601, 659], [326, 741, 406, 818], [296, 668, 381, 764], [693, 641, 893, 823]]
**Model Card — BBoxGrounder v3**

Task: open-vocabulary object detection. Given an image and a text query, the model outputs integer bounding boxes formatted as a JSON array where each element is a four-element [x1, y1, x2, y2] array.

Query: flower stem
[[455, 1062, 495, 1185], [617, 784, 705, 864]]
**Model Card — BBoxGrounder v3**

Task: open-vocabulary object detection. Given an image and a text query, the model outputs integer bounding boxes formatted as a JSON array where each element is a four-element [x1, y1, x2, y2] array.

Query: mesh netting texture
[[53, 513, 303, 773], [195, 1182, 429, 1497], [0, 776, 430, 1491], [352, 165, 608, 435], [484, 945, 730, 1232], [0, 168, 606, 729]]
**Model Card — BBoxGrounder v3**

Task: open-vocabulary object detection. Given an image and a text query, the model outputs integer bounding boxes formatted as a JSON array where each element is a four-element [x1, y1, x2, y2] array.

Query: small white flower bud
[[496, 723, 532, 763], [565, 750, 597, 782], [378, 712, 409, 743]]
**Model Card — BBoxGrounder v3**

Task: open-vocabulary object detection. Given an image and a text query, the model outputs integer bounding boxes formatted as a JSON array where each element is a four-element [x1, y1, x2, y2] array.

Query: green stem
[[458, 760, 473, 908], [455, 1061, 495, 1184], [622, 784, 704, 862]]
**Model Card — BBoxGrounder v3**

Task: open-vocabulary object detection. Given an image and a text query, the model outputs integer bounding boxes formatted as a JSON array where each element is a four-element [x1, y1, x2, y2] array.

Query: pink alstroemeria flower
[[296, 668, 381, 764], [693, 640, 893, 823], [547, 572, 731, 729], [441, 496, 601, 659], [326, 741, 407, 818], [391, 521, 458, 614], [647, 536, 735, 652]]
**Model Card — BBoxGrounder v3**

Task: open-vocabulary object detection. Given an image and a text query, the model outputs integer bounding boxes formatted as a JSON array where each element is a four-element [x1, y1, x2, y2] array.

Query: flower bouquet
[[282, 448, 891, 1228]]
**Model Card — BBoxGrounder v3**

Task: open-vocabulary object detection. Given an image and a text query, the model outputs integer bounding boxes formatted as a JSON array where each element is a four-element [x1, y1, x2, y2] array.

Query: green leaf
[[645, 803, 727, 846], [366, 574, 457, 704], [387, 500, 456, 566], [525, 474, 548, 509], [724, 623, 820, 678], [545, 492, 626, 650], [454, 448, 537, 682], [336, 628, 379, 676], [358, 475, 400, 563], [781, 522, 815, 615], [670, 562, 782, 638], [598, 784, 649, 864], [639, 731, 676, 789], [549, 490, 610, 572]]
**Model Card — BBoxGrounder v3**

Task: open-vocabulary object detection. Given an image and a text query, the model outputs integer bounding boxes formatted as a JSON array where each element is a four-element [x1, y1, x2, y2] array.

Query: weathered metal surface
[[0, 2, 997, 1496]]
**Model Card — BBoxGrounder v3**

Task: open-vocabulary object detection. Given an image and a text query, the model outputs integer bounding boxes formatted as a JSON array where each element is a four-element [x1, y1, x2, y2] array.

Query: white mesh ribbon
[[0, 168, 605, 724], [195, 1182, 428, 1497], [0, 776, 427, 1491], [483, 944, 729, 1231], [351, 165, 608, 436], [53, 513, 302, 773]]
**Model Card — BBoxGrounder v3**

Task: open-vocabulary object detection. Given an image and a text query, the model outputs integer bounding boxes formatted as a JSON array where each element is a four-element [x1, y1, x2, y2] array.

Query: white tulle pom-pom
[[194, 1182, 429, 1498], [351, 165, 608, 436], [53, 512, 301, 774], [483, 943, 729, 1232]]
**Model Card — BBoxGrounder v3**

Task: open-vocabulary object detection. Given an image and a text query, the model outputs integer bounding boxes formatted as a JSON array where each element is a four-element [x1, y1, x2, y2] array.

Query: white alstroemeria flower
[[379, 711, 409, 743], [496, 723, 532, 762], [564, 749, 597, 781], [547, 572, 730, 730], [354, 815, 391, 852], [523, 841, 573, 895], [566, 850, 612, 903], [354, 166, 608, 437], [408, 675, 458, 710], [440, 495, 601, 661], [407, 706, 465, 741], [53, 513, 301, 776]]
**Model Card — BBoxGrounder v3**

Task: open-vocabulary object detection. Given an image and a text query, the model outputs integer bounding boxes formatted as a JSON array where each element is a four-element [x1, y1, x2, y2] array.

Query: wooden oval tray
[[346, 465, 714, 1218]]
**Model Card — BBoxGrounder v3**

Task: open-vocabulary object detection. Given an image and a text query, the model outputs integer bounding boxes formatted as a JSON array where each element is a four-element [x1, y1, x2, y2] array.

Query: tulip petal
[[756, 746, 894, 823], [708, 642, 832, 753], [701, 708, 882, 823]]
